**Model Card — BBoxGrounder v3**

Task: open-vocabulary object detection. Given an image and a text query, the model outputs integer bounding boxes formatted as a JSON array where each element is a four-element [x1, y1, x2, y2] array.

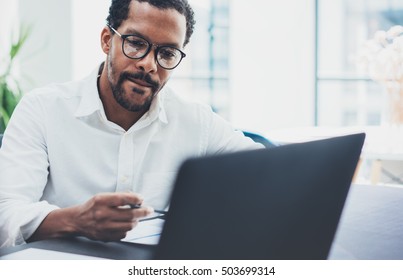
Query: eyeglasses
[[108, 24, 186, 70]]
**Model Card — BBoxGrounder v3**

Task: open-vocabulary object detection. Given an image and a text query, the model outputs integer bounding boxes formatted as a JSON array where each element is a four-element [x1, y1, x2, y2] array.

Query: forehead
[[120, 1, 187, 47]]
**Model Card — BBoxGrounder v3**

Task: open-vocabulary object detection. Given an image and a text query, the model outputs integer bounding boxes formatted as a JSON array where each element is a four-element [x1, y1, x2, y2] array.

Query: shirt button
[[121, 176, 128, 183]]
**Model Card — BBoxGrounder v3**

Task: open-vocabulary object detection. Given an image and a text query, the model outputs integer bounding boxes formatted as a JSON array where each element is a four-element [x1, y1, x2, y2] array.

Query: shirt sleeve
[[0, 93, 59, 248], [205, 108, 264, 154]]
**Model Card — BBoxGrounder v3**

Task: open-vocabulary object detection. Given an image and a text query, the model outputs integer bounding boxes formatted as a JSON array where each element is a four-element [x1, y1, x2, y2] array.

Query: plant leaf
[[0, 106, 11, 131], [3, 86, 20, 114], [10, 25, 32, 60], [1, 24, 31, 133]]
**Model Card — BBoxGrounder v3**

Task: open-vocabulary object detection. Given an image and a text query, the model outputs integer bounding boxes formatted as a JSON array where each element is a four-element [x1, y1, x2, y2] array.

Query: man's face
[[105, 1, 187, 113]]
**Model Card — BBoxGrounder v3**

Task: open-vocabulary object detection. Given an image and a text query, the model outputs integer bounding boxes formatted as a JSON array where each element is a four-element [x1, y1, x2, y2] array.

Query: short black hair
[[106, 0, 195, 47]]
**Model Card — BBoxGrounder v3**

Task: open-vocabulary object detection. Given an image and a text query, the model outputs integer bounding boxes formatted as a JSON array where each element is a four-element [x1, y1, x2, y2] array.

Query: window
[[316, 0, 403, 126], [170, 0, 231, 119]]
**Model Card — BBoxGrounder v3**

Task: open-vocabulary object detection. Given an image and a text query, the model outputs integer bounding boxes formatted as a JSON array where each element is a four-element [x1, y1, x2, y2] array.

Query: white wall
[[0, 0, 23, 84], [3, 0, 110, 91], [18, 0, 72, 90], [71, 0, 110, 80], [230, 0, 315, 133], [0, 0, 19, 74]]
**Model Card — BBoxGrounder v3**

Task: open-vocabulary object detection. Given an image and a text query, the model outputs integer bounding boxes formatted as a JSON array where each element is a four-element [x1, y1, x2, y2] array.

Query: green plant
[[0, 25, 31, 133]]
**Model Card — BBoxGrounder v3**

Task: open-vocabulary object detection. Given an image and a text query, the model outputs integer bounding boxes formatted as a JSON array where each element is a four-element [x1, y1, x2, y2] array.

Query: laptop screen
[[154, 133, 365, 260]]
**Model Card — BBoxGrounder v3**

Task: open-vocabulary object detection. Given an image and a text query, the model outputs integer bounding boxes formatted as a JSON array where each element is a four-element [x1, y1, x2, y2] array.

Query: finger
[[111, 206, 154, 222], [93, 192, 144, 208], [112, 192, 144, 207], [132, 206, 154, 219], [106, 220, 136, 232]]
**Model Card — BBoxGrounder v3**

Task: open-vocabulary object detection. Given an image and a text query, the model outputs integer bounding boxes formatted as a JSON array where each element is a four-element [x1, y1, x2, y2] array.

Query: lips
[[127, 78, 152, 88], [119, 71, 160, 93]]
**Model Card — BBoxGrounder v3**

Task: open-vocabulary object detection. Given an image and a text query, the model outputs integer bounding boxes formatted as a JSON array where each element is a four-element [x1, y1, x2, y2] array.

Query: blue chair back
[[242, 131, 276, 149]]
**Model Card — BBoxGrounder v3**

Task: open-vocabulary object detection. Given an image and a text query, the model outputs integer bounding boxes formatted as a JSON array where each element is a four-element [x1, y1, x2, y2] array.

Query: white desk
[[268, 126, 403, 185], [329, 184, 403, 259]]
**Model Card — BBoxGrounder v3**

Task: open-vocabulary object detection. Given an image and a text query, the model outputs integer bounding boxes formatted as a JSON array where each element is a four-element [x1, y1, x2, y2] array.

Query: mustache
[[119, 71, 160, 90]]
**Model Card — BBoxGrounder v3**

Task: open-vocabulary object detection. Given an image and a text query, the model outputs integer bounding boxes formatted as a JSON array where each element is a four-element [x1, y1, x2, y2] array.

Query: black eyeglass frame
[[107, 24, 186, 70]]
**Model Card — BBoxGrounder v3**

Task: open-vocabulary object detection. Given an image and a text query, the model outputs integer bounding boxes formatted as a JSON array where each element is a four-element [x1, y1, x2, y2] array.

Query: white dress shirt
[[0, 67, 261, 247]]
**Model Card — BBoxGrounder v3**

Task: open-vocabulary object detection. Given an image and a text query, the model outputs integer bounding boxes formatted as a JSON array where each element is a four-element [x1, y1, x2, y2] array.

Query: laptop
[[152, 133, 365, 260]]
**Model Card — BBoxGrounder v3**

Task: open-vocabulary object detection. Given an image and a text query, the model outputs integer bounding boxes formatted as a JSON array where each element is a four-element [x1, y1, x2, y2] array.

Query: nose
[[136, 48, 158, 73]]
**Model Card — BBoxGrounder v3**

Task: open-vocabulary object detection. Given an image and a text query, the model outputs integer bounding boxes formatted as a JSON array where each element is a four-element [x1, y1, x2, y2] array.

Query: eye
[[125, 37, 148, 50], [158, 47, 179, 61]]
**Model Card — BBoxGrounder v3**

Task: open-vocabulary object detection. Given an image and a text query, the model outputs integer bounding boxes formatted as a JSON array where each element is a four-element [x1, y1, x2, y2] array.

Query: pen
[[129, 204, 168, 215], [139, 214, 166, 222]]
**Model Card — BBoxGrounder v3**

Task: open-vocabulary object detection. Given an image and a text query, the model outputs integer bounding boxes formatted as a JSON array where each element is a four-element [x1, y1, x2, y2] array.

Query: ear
[[101, 26, 112, 54]]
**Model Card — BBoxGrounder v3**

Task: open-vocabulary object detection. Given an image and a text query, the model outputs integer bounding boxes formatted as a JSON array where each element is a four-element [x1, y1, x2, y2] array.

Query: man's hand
[[73, 192, 154, 241], [28, 192, 154, 242]]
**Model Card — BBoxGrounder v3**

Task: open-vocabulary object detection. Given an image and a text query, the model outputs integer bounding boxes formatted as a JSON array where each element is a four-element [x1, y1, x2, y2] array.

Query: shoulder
[[159, 86, 236, 137], [160, 87, 214, 119], [18, 73, 96, 115], [23, 76, 90, 102]]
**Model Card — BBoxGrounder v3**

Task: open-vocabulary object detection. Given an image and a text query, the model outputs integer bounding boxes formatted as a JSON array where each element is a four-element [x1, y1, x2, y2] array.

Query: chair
[[242, 131, 276, 149]]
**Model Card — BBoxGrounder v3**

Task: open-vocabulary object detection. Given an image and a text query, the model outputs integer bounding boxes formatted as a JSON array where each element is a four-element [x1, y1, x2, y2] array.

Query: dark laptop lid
[[154, 133, 365, 260]]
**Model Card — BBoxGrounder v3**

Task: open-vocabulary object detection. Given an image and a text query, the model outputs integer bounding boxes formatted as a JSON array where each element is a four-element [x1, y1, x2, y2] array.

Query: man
[[0, 0, 260, 248]]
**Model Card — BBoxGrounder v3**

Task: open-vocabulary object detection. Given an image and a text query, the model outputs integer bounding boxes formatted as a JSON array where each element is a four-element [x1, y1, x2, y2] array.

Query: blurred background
[[2, 0, 403, 129], [1, 0, 403, 184]]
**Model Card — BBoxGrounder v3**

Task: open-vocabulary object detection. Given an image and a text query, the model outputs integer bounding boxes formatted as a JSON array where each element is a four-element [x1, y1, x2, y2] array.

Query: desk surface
[[329, 184, 403, 259], [1, 184, 403, 260], [0, 236, 155, 260], [268, 125, 403, 160]]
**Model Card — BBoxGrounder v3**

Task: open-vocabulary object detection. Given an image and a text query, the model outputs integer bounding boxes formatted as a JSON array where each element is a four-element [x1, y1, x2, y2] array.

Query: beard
[[107, 57, 161, 113]]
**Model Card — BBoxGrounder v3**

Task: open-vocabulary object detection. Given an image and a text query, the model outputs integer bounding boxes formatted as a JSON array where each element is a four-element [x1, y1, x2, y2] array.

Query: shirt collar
[[144, 90, 168, 125], [74, 64, 168, 125], [74, 66, 104, 118]]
